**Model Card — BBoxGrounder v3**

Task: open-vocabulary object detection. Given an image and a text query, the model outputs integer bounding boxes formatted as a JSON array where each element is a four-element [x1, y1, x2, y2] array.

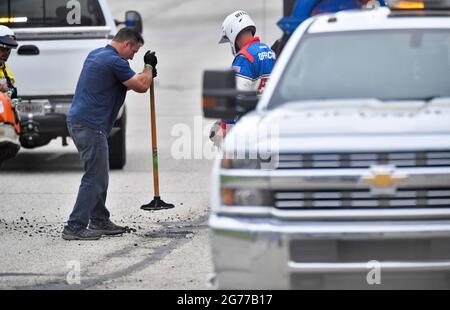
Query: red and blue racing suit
[[221, 37, 276, 133]]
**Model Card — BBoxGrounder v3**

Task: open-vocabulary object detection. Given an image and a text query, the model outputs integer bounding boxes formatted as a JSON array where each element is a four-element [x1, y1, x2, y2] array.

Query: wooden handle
[[149, 83, 160, 197]]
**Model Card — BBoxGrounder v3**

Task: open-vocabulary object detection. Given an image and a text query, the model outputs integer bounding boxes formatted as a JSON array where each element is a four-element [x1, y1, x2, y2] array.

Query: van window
[[0, 0, 105, 28]]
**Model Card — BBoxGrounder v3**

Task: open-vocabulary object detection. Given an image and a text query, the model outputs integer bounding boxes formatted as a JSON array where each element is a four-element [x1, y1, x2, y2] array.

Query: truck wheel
[[108, 108, 127, 170]]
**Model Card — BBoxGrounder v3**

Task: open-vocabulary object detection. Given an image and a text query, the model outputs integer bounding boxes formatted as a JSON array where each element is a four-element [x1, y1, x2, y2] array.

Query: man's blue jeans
[[67, 122, 110, 229]]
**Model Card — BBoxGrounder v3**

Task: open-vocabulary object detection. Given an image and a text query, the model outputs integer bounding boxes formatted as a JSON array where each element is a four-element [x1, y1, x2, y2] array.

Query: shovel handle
[[149, 83, 160, 197]]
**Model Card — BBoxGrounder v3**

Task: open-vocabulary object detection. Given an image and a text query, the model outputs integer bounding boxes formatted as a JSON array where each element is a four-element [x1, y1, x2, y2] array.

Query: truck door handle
[[18, 45, 40, 55]]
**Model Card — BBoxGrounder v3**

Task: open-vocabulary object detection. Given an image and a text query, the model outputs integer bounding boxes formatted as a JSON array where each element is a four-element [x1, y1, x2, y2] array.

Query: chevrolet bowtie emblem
[[363, 173, 406, 188], [362, 167, 407, 196]]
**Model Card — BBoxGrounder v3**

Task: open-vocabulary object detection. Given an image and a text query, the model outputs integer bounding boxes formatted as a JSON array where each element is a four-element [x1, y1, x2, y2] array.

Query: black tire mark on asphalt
[[0, 273, 49, 277], [12, 214, 209, 290]]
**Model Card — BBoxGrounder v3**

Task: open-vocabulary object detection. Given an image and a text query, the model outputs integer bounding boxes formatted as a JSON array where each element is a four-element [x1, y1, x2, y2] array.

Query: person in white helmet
[[0, 25, 19, 98], [210, 10, 276, 146]]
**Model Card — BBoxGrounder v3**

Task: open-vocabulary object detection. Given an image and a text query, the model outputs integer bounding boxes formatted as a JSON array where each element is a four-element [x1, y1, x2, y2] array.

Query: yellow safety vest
[[0, 63, 16, 86]]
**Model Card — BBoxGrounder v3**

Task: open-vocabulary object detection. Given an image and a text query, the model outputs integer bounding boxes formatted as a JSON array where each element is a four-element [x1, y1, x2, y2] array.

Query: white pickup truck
[[202, 2, 450, 289], [2, 0, 142, 169]]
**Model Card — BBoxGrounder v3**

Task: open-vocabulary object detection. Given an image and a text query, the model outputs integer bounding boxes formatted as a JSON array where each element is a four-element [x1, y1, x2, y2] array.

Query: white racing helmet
[[0, 25, 18, 49], [219, 10, 256, 56]]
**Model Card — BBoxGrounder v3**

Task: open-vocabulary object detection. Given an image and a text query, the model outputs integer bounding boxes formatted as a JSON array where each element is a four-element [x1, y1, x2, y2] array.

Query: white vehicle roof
[[309, 7, 450, 33]]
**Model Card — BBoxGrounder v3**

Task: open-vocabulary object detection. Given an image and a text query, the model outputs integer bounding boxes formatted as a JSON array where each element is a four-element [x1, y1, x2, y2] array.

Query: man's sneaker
[[61, 225, 102, 240], [88, 220, 126, 236]]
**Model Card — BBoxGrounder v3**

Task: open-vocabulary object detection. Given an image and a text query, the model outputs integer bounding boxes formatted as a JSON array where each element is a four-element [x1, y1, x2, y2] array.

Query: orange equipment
[[0, 92, 20, 164]]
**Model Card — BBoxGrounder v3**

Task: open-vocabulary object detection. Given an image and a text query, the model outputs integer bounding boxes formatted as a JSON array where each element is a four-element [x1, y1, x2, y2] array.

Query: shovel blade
[[141, 196, 175, 211]]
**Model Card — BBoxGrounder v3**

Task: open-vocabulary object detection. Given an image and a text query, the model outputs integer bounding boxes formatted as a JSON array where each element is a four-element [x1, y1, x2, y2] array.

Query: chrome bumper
[[287, 261, 450, 273], [213, 164, 450, 288], [210, 215, 450, 289], [16, 98, 73, 119]]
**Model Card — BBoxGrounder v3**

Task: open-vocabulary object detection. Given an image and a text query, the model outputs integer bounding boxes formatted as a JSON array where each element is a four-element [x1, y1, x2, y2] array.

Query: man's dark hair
[[113, 27, 144, 45]]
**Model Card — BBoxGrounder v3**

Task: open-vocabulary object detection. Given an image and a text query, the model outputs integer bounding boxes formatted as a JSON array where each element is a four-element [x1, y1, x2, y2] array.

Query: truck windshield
[[0, 0, 105, 28], [269, 29, 450, 109]]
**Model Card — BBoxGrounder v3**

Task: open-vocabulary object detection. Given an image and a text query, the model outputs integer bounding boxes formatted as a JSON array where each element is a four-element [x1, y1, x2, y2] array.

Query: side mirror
[[125, 11, 143, 34], [202, 70, 258, 119]]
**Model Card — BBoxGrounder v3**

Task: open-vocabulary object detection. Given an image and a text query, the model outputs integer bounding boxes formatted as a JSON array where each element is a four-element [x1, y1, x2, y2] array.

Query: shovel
[[141, 83, 175, 211]]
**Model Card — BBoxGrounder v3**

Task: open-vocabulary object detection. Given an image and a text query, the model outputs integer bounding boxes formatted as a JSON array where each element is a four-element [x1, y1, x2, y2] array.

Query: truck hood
[[262, 99, 450, 135], [224, 99, 450, 153]]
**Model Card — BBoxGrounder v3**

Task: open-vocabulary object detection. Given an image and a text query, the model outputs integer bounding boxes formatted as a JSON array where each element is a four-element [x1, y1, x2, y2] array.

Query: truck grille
[[274, 188, 450, 208], [276, 151, 450, 169]]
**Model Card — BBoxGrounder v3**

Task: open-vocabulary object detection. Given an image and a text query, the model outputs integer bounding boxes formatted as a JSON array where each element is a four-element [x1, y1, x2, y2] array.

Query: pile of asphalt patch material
[[0, 215, 138, 239], [0, 216, 61, 239]]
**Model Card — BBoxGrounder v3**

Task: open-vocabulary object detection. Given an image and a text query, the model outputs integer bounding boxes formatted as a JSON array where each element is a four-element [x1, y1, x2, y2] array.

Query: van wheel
[[108, 108, 126, 170]]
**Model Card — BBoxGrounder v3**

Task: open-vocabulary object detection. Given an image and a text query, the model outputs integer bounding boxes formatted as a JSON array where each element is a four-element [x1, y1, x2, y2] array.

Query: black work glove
[[144, 50, 157, 68], [152, 67, 157, 78]]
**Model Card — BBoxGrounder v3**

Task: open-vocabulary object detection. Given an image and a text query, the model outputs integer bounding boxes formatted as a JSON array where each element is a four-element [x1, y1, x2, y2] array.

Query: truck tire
[[108, 108, 127, 170]]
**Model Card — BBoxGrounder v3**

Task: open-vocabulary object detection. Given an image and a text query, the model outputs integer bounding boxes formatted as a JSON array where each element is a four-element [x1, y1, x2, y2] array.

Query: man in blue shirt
[[63, 28, 158, 240]]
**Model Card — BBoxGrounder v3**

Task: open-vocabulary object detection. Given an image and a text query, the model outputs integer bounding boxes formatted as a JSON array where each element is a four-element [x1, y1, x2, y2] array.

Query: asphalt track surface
[[0, 0, 282, 289]]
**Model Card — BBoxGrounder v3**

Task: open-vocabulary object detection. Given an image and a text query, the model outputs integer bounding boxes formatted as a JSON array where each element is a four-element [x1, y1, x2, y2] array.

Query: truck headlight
[[222, 189, 272, 206]]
